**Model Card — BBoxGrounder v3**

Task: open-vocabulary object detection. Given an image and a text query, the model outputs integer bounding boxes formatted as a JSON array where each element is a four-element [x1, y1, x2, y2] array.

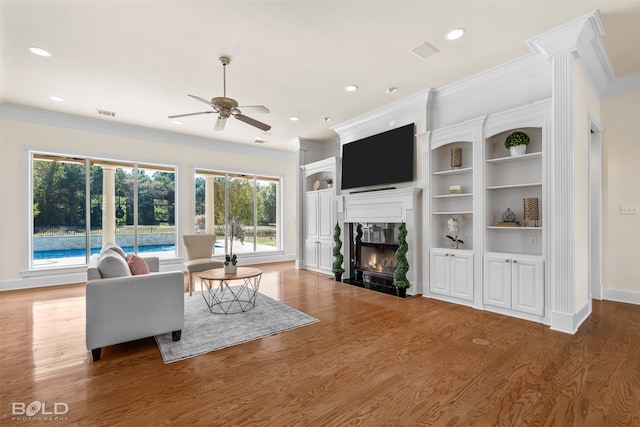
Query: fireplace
[[340, 187, 422, 295], [347, 223, 400, 293]]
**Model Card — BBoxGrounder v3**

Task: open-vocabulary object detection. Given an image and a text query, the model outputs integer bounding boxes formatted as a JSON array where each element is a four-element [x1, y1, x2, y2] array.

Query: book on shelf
[[497, 221, 521, 227]]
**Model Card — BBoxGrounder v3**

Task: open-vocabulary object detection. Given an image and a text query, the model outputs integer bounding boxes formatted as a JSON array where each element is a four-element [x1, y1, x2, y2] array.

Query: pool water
[[33, 244, 176, 260]]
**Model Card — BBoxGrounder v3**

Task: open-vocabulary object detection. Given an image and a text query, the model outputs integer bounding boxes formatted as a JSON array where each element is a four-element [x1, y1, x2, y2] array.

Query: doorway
[[588, 115, 603, 300]]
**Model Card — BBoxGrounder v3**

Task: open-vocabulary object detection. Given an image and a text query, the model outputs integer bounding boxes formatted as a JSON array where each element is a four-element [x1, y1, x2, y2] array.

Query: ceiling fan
[[169, 56, 271, 132]]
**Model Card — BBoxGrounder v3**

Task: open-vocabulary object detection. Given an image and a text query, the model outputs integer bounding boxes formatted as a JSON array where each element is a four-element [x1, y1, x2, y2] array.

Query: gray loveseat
[[86, 243, 184, 361]]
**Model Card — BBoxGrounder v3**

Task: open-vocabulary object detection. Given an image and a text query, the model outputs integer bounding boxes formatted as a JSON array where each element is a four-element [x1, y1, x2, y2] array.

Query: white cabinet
[[304, 189, 334, 272], [430, 249, 473, 302], [483, 253, 544, 316]]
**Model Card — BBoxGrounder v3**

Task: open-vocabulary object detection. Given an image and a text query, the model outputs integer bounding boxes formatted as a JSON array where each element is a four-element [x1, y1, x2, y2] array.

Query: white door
[[304, 240, 319, 269], [430, 250, 451, 296], [318, 190, 333, 240], [318, 240, 334, 272], [450, 252, 473, 301], [305, 192, 319, 239], [483, 255, 511, 309], [512, 258, 544, 316]]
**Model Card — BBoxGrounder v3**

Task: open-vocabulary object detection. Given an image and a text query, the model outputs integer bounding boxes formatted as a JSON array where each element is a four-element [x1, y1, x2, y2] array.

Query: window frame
[[23, 147, 179, 274], [191, 166, 284, 258]]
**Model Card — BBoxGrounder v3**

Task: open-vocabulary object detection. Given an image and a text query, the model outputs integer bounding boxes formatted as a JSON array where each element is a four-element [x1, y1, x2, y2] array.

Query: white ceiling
[[2, 1, 639, 152]]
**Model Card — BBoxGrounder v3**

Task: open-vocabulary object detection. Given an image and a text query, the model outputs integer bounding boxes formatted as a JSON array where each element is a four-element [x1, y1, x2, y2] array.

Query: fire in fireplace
[[360, 243, 397, 274], [345, 222, 401, 293]]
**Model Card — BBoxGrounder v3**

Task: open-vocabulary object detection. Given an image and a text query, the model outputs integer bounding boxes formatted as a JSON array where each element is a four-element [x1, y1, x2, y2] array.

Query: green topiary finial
[[393, 223, 410, 289], [332, 223, 345, 274]]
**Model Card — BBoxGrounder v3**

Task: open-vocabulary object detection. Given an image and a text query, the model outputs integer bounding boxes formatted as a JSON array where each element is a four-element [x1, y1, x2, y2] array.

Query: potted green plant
[[323, 178, 333, 188], [504, 131, 529, 156], [393, 223, 410, 298], [332, 223, 345, 282]]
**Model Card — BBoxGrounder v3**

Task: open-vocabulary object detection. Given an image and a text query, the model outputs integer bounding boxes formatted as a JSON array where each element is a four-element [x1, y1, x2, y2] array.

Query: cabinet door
[[450, 252, 474, 301], [318, 240, 333, 272], [318, 190, 333, 240], [304, 239, 319, 269], [512, 258, 544, 316], [483, 256, 511, 309], [305, 193, 319, 239], [430, 250, 451, 296]]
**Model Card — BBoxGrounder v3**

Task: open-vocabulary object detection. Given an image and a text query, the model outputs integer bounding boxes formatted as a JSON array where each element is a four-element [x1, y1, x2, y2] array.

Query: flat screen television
[[341, 123, 415, 191]]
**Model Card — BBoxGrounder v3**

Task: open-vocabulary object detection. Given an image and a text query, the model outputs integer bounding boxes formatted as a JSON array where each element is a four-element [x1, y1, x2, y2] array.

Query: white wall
[[0, 109, 297, 288], [601, 91, 640, 299]]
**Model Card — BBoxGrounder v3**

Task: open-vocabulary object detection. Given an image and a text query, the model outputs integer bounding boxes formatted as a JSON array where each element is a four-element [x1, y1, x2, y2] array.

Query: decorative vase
[[396, 287, 407, 298], [450, 240, 459, 249], [502, 208, 516, 222], [334, 273, 342, 282], [509, 145, 527, 156], [224, 264, 237, 274]]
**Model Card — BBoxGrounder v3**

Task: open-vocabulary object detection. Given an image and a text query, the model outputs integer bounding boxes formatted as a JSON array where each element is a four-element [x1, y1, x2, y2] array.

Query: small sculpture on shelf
[[446, 215, 464, 249]]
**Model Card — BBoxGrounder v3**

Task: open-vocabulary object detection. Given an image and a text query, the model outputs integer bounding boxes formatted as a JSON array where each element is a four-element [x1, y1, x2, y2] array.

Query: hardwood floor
[[1, 261, 639, 426]]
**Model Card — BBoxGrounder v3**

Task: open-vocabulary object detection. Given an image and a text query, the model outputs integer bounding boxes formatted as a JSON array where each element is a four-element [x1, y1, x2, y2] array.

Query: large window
[[31, 152, 176, 269], [194, 169, 281, 255]]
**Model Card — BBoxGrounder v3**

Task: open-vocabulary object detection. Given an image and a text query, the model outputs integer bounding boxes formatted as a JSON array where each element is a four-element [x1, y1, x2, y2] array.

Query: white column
[[204, 175, 215, 234], [549, 51, 577, 333], [101, 165, 117, 244]]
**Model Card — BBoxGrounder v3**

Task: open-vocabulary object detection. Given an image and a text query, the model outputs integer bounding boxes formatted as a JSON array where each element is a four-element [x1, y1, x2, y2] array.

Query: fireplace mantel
[[341, 187, 421, 223], [338, 187, 422, 295]]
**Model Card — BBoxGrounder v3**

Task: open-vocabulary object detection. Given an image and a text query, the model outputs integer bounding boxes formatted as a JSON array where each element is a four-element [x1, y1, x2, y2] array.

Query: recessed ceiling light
[[446, 28, 466, 41], [344, 85, 358, 92], [49, 96, 64, 102], [289, 116, 299, 121], [29, 46, 52, 57], [172, 120, 182, 125], [384, 87, 398, 94], [322, 117, 332, 122], [254, 137, 265, 143]]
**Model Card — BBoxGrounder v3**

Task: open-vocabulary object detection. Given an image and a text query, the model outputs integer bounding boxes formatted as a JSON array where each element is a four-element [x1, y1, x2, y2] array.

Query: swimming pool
[[33, 244, 177, 260]]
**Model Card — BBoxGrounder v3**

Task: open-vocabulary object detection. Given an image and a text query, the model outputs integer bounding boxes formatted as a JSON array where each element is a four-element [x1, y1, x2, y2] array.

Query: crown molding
[[0, 103, 295, 162], [331, 88, 433, 142], [603, 72, 640, 99], [526, 10, 634, 100]]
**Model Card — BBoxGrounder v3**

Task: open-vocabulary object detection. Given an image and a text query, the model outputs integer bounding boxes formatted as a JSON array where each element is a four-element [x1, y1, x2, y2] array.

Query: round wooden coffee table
[[199, 267, 263, 314]]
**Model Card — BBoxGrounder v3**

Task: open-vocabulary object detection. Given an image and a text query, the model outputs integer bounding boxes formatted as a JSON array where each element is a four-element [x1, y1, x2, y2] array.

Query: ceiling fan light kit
[[168, 56, 271, 132]]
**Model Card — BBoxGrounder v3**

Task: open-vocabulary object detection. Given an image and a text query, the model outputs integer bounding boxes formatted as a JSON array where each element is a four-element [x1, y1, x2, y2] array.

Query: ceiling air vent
[[97, 109, 116, 117], [410, 41, 439, 60]]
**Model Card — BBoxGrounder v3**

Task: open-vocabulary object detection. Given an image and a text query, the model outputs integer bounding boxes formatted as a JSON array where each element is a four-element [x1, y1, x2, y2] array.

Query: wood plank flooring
[[1, 261, 639, 426]]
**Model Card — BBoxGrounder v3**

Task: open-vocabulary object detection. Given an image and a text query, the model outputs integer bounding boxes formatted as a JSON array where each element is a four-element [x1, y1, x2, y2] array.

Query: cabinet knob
[[451, 254, 455, 257], [445, 253, 449, 257], [513, 260, 518, 263], [505, 259, 510, 262]]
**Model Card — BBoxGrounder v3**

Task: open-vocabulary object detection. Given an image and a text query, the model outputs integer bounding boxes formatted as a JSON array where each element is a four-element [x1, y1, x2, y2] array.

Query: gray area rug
[[155, 291, 318, 363]]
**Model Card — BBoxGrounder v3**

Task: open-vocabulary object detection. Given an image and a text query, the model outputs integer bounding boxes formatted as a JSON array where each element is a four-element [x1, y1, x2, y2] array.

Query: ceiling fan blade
[[214, 116, 227, 131], [168, 111, 214, 119], [188, 94, 216, 107], [234, 113, 272, 131], [238, 105, 270, 114]]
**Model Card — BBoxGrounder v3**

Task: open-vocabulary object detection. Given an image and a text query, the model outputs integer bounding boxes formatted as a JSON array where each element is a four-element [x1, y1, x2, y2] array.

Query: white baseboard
[[1, 254, 296, 292], [603, 287, 640, 305], [550, 300, 591, 334]]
